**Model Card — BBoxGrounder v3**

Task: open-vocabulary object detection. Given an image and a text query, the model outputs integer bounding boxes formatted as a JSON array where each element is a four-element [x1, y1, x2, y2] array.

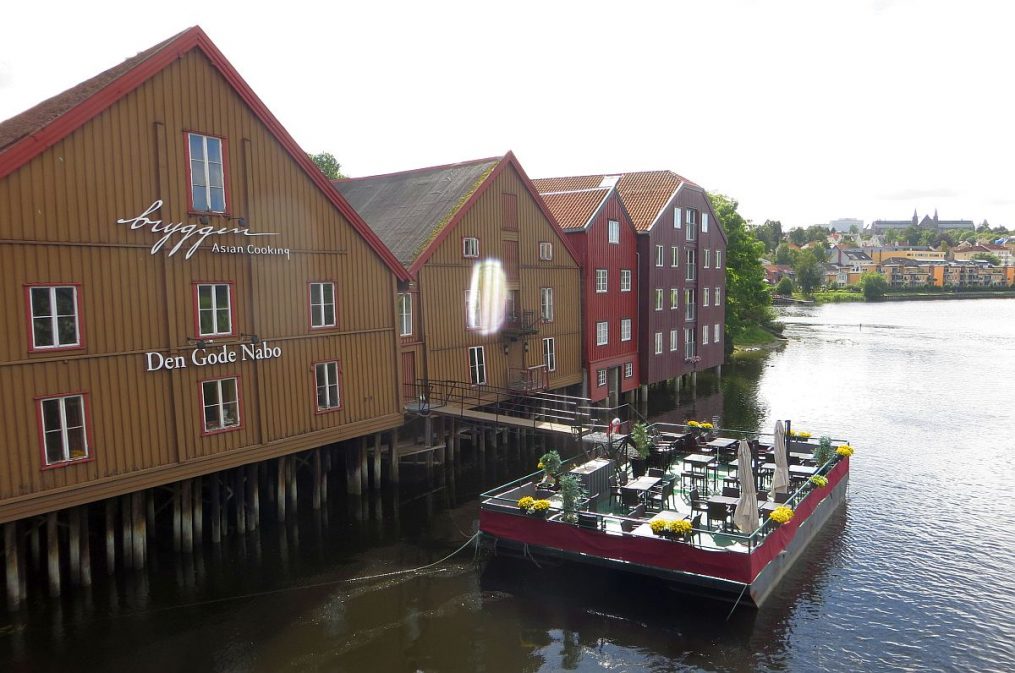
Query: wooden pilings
[[5, 522, 22, 609], [46, 512, 59, 597]]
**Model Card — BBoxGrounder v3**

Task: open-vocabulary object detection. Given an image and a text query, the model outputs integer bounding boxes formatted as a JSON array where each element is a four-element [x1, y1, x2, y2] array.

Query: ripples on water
[[2, 299, 1014, 672]]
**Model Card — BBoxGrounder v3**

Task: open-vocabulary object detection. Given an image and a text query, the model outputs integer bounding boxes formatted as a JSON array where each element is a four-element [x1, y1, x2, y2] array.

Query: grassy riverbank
[[805, 287, 1015, 304], [732, 324, 781, 348]]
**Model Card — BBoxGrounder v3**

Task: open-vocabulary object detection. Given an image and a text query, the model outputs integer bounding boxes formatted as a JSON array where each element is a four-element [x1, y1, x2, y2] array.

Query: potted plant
[[558, 474, 586, 524], [812, 436, 834, 468], [537, 450, 562, 488], [629, 422, 651, 478], [517, 496, 551, 517]]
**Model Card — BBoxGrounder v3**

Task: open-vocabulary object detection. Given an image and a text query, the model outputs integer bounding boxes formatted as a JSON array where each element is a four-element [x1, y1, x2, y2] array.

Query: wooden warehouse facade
[[0, 26, 412, 591], [335, 154, 584, 401], [533, 179, 641, 406]]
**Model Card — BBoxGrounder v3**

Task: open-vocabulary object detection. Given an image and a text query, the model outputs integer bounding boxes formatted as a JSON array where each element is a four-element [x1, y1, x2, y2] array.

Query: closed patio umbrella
[[733, 439, 759, 533], [772, 420, 790, 495]]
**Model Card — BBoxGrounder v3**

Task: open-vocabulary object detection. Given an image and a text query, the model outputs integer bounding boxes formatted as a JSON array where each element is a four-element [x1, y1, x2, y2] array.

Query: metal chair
[[773, 491, 791, 504], [689, 488, 709, 515], [648, 480, 675, 512], [647, 467, 665, 478], [621, 489, 641, 509], [722, 486, 740, 498], [577, 512, 604, 531], [707, 501, 731, 531]]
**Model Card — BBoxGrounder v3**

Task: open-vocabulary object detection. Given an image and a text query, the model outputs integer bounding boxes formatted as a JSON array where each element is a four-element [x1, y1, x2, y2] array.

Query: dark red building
[[534, 179, 640, 406]]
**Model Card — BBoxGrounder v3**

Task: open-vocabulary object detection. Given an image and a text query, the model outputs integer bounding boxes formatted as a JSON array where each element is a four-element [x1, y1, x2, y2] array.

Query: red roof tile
[[536, 188, 610, 230]]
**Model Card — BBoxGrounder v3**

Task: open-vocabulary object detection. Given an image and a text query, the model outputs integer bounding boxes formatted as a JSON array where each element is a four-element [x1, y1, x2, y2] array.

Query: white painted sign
[[118, 200, 290, 260], [145, 342, 282, 372]]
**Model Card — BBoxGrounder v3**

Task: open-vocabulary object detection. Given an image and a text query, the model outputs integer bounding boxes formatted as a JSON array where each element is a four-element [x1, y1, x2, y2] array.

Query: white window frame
[[670, 329, 678, 352], [702, 212, 709, 233], [714, 323, 721, 343], [684, 328, 696, 359], [704, 249, 711, 269], [670, 288, 679, 310], [686, 209, 697, 240], [620, 269, 632, 292], [654, 332, 663, 355], [310, 281, 336, 329], [608, 219, 620, 244], [685, 250, 696, 281], [315, 361, 341, 410], [187, 132, 226, 213], [656, 245, 664, 267], [397, 292, 412, 336], [716, 250, 723, 268], [673, 207, 682, 229], [539, 241, 553, 261], [671, 246, 679, 268], [621, 318, 632, 341], [201, 377, 240, 433], [197, 283, 233, 337], [595, 269, 608, 293], [596, 321, 609, 346], [463, 237, 479, 258], [29, 285, 80, 350], [715, 287, 721, 306], [469, 346, 487, 385], [655, 289, 663, 311], [703, 287, 710, 307], [39, 393, 89, 465], [542, 337, 556, 372], [624, 362, 633, 378], [703, 324, 710, 345], [540, 287, 554, 322], [597, 369, 607, 387], [685, 289, 695, 321]]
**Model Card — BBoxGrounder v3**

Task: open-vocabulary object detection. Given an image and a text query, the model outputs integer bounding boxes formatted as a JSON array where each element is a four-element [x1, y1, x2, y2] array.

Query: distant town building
[[865, 210, 975, 234], [828, 218, 863, 232]]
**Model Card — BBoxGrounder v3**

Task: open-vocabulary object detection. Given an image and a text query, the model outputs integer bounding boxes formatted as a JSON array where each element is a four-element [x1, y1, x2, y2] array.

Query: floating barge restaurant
[[479, 422, 851, 607]]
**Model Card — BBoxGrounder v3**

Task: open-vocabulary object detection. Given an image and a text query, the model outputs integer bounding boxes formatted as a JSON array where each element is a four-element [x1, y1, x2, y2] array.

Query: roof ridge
[[335, 155, 503, 183], [537, 186, 611, 196]]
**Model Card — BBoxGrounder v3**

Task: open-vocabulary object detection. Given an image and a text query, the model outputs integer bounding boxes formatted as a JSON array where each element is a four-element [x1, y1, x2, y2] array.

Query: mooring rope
[[726, 582, 750, 620]]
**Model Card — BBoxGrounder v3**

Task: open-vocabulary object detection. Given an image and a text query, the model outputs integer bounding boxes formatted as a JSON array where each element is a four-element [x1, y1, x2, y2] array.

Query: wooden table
[[620, 475, 661, 503], [682, 454, 715, 471]]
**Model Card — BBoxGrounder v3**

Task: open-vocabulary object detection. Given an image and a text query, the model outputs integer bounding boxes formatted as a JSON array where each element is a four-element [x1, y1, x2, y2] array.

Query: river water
[[3, 298, 1014, 672]]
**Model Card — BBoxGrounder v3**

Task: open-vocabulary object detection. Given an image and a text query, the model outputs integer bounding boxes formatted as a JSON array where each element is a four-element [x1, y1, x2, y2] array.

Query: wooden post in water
[[68, 507, 81, 585], [359, 437, 369, 494], [348, 444, 362, 495], [121, 494, 134, 569], [133, 491, 146, 569], [210, 475, 222, 543], [172, 483, 182, 552], [312, 449, 322, 510], [80, 508, 91, 587], [235, 469, 247, 533], [5, 522, 21, 609], [277, 457, 287, 521], [146, 491, 155, 542], [389, 431, 400, 484], [192, 477, 203, 545], [373, 433, 382, 490], [287, 457, 298, 515], [247, 464, 259, 531], [479, 426, 487, 463], [29, 521, 40, 572], [181, 479, 193, 554], [46, 511, 60, 597], [105, 499, 116, 573]]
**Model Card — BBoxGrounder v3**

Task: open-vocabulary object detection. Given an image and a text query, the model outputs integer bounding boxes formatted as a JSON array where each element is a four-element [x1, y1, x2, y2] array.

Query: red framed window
[[309, 281, 337, 329], [26, 284, 82, 352], [201, 376, 241, 434], [187, 132, 228, 213], [314, 360, 342, 412], [37, 392, 92, 468], [194, 282, 235, 338]]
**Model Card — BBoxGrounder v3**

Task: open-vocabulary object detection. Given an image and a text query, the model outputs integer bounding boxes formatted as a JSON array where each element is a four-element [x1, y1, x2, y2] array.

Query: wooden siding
[[0, 49, 403, 519], [420, 163, 582, 392]]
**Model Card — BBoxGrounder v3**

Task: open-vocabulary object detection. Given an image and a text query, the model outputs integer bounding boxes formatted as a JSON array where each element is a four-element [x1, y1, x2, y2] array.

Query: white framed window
[[621, 318, 632, 341], [540, 287, 554, 322], [714, 323, 721, 343], [716, 250, 723, 268], [597, 369, 607, 387], [685, 289, 695, 321], [702, 212, 709, 233], [539, 241, 553, 261], [684, 328, 696, 359], [685, 250, 696, 281], [670, 329, 678, 352], [671, 246, 679, 267], [670, 288, 679, 310], [196, 283, 233, 337], [686, 209, 697, 240], [673, 207, 682, 229], [595, 269, 608, 293], [39, 393, 89, 465], [624, 362, 633, 378], [704, 249, 711, 268], [654, 332, 663, 355], [463, 237, 479, 258], [188, 132, 226, 213], [656, 245, 664, 267], [397, 293, 412, 336], [715, 287, 722, 306], [505, 290, 519, 323], [702, 324, 710, 345], [28, 285, 80, 350], [469, 346, 487, 385], [608, 219, 620, 244], [542, 337, 556, 372], [201, 377, 240, 433], [315, 361, 341, 411], [655, 289, 663, 311], [465, 290, 479, 329], [620, 269, 632, 292], [703, 287, 710, 307], [596, 321, 609, 346], [309, 281, 336, 329]]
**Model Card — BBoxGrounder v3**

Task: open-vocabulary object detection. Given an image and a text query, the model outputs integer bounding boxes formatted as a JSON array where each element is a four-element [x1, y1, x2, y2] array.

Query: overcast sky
[[2, 0, 1013, 228]]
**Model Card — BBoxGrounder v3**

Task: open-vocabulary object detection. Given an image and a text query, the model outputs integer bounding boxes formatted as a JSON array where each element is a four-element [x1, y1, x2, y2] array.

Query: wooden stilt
[[349, 444, 362, 496], [46, 512, 60, 597], [247, 464, 259, 531], [479, 427, 487, 462], [372, 433, 382, 490], [210, 475, 222, 544], [80, 509, 91, 587], [5, 522, 21, 609], [312, 449, 322, 510], [276, 457, 287, 522], [235, 470, 247, 533], [132, 491, 146, 569], [105, 499, 116, 573], [121, 494, 134, 569], [172, 483, 182, 552], [181, 479, 193, 554], [359, 437, 369, 494], [146, 490, 155, 541], [30, 521, 40, 572], [287, 457, 298, 514], [320, 453, 329, 506], [192, 477, 203, 545], [69, 508, 81, 585], [390, 432, 400, 484]]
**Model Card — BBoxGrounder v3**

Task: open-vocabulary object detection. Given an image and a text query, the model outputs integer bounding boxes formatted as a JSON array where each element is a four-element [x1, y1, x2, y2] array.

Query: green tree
[[755, 219, 783, 252], [308, 151, 345, 180], [794, 248, 825, 295], [860, 271, 888, 300], [708, 193, 771, 343], [972, 252, 1001, 265], [788, 227, 808, 246], [804, 224, 830, 243], [775, 276, 794, 296], [902, 225, 922, 245], [774, 243, 797, 265]]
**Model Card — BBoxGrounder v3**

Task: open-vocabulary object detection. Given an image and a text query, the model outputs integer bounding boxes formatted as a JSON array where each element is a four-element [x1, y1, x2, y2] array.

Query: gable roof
[[534, 186, 611, 230], [0, 26, 409, 281], [335, 152, 581, 275]]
